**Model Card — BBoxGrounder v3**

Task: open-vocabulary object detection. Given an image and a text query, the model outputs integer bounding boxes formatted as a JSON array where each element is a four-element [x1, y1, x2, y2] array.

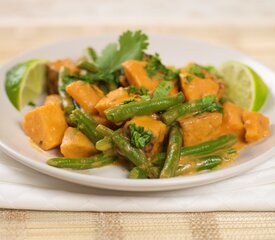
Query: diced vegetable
[[243, 111, 270, 143], [125, 116, 167, 158], [44, 94, 61, 106], [180, 63, 221, 101], [66, 80, 104, 114], [60, 127, 97, 158], [22, 104, 68, 150], [95, 87, 131, 116], [178, 112, 223, 146]]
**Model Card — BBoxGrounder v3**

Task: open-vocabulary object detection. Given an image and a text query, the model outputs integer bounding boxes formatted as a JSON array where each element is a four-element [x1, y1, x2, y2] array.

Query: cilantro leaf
[[128, 123, 153, 148], [126, 86, 148, 96], [96, 30, 149, 73], [145, 53, 179, 81], [186, 64, 205, 78], [185, 75, 193, 84], [153, 81, 172, 98]]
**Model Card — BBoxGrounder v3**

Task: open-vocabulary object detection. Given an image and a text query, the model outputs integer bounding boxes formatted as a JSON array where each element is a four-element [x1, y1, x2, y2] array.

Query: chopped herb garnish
[[126, 86, 148, 96], [185, 75, 193, 84], [28, 101, 36, 107], [145, 53, 179, 81], [128, 123, 153, 148], [153, 81, 172, 98], [186, 64, 205, 78], [121, 98, 136, 105]]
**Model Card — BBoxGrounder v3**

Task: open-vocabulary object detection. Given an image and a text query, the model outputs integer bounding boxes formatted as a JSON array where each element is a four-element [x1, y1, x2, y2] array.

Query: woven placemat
[[1, 210, 275, 240]]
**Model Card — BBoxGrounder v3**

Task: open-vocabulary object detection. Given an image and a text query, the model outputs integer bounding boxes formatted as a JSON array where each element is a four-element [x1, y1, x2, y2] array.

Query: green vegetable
[[96, 125, 158, 177], [58, 67, 75, 123], [105, 92, 184, 123], [160, 125, 182, 178], [186, 63, 205, 78], [145, 53, 179, 81], [129, 167, 148, 179], [96, 30, 148, 73], [196, 155, 223, 171], [69, 109, 103, 144], [96, 137, 113, 151], [161, 95, 223, 125], [111, 131, 149, 169], [153, 134, 237, 167], [175, 155, 223, 176], [185, 75, 193, 84], [47, 152, 117, 169], [153, 81, 172, 98], [126, 86, 148, 96], [85, 47, 98, 62], [128, 123, 153, 148], [77, 59, 98, 73]]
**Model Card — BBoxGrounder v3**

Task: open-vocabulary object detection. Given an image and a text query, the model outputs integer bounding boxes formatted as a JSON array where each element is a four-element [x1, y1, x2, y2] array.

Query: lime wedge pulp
[[5, 59, 48, 110], [218, 61, 268, 111]]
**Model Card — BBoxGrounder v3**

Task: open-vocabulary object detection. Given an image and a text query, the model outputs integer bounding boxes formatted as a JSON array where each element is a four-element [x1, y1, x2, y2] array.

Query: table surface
[[1, 23, 275, 239]]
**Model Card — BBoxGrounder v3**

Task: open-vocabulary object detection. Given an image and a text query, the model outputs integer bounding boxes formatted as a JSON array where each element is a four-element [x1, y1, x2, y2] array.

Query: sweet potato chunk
[[66, 81, 104, 114], [44, 94, 61, 106], [179, 112, 223, 146], [243, 112, 270, 143], [95, 87, 131, 116], [122, 60, 178, 94], [180, 63, 220, 101], [125, 116, 167, 158], [60, 127, 96, 158], [22, 104, 68, 150], [222, 102, 245, 138], [47, 58, 79, 94]]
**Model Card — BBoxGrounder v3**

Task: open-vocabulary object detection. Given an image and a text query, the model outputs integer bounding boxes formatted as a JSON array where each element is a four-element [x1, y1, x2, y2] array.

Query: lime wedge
[[5, 59, 48, 110], [218, 61, 268, 111]]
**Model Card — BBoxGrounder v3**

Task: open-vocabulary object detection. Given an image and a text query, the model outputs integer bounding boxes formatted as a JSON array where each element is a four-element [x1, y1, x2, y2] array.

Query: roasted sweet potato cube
[[122, 60, 178, 94], [44, 94, 61, 106], [95, 87, 131, 116], [222, 101, 245, 137], [125, 116, 167, 158], [66, 81, 104, 114], [180, 63, 221, 101], [22, 104, 68, 150], [243, 111, 270, 143], [60, 127, 96, 158], [179, 112, 223, 146]]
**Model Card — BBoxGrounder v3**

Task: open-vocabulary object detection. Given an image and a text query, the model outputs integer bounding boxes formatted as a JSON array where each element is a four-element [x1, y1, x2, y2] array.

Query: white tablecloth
[[1, 150, 275, 212]]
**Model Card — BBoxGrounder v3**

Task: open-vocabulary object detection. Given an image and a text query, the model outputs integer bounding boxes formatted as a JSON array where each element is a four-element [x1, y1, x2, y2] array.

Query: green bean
[[153, 134, 237, 167], [111, 131, 149, 169], [128, 167, 148, 179], [86, 47, 98, 62], [104, 92, 184, 123], [69, 109, 103, 144], [47, 152, 116, 169], [196, 155, 223, 171], [58, 67, 75, 123], [77, 59, 98, 73], [96, 124, 114, 137], [161, 95, 222, 125], [96, 137, 113, 151], [160, 125, 182, 178], [175, 155, 223, 176]]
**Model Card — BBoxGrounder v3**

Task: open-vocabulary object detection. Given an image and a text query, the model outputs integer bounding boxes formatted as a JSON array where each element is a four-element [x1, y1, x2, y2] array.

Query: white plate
[[0, 34, 275, 191]]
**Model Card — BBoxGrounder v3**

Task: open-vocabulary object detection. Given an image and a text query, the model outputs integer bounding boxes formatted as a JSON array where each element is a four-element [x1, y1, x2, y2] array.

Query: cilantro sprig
[[186, 64, 205, 78], [145, 53, 179, 81], [128, 123, 153, 148]]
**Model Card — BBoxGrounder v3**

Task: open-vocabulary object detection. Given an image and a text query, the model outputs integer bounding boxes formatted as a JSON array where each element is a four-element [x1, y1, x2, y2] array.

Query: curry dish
[[21, 31, 270, 179]]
